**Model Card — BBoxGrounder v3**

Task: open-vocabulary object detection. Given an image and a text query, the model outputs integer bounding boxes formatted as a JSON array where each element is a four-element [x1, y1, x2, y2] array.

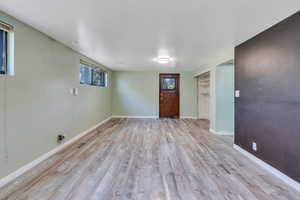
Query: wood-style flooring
[[0, 118, 299, 200]]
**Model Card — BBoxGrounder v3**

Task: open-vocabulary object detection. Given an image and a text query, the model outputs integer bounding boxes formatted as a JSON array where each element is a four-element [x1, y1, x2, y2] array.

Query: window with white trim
[[0, 21, 13, 75], [80, 61, 107, 87]]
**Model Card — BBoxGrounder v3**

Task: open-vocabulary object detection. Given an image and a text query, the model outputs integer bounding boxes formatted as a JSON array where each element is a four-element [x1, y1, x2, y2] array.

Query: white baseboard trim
[[112, 115, 198, 119], [180, 116, 197, 119], [111, 115, 158, 119], [233, 144, 300, 192], [0, 116, 113, 189], [209, 128, 217, 134], [209, 128, 234, 136]]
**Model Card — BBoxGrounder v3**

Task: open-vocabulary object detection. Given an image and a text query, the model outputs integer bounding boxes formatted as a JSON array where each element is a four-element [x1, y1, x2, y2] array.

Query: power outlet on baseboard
[[252, 142, 257, 152], [57, 134, 66, 144]]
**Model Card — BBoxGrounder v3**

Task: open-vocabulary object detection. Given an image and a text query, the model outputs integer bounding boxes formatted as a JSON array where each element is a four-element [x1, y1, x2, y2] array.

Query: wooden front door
[[159, 74, 180, 118]]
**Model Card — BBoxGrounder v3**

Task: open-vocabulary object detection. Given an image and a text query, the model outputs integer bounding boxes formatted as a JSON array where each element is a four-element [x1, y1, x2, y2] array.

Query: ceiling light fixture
[[153, 56, 173, 64]]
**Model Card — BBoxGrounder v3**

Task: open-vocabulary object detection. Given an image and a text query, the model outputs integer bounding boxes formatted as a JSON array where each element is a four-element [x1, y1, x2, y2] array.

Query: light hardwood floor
[[0, 118, 299, 200]]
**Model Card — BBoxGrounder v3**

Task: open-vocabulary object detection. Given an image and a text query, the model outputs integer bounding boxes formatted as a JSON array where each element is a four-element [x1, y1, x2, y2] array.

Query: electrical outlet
[[57, 134, 66, 143], [252, 142, 257, 151]]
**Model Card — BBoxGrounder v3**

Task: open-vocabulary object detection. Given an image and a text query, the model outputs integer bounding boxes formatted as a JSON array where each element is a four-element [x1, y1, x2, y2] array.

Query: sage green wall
[[209, 68, 216, 130], [0, 11, 112, 179], [215, 64, 234, 134], [112, 71, 197, 118], [194, 63, 234, 134]]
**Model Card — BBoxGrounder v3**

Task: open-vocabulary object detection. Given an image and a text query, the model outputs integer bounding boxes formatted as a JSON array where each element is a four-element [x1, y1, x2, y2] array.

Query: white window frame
[[79, 60, 108, 87], [0, 20, 14, 76]]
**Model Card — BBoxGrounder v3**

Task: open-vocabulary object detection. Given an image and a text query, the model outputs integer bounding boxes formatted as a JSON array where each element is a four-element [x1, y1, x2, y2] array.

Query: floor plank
[[0, 118, 299, 200]]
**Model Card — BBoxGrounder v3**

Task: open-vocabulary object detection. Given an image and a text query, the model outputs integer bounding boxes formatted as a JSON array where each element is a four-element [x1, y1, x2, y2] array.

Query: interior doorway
[[197, 72, 210, 121], [159, 73, 180, 118]]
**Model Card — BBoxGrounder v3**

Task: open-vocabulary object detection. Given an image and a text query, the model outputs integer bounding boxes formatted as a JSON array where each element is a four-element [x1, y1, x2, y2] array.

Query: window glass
[[80, 62, 107, 87], [92, 69, 101, 86], [80, 65, 92, 84], [162, 78, 176, 90], [0, 21, 13, 76], [0, 30, 7, 75], [92, 70, 106, 86]]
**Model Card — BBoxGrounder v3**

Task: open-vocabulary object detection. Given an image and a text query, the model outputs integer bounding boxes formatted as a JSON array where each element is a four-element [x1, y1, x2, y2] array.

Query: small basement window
[[0, 20, 14, 75], [80, 60, 107, 87]]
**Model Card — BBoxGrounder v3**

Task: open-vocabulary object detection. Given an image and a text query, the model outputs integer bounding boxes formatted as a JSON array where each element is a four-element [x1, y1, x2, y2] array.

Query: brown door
[[159, 74, 180, 118]]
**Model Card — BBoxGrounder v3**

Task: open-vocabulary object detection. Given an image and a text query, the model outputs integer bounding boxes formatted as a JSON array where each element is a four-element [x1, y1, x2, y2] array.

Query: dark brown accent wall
[[235, 11, 300, 183]]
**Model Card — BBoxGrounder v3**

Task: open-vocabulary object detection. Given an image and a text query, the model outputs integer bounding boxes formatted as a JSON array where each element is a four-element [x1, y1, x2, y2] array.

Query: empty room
[[0, 1, 300, 199]]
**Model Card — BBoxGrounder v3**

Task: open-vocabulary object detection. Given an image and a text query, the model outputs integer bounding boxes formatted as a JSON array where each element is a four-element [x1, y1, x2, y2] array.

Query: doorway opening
[[197, 72, 210, 122], [159, 74, 180, 118]]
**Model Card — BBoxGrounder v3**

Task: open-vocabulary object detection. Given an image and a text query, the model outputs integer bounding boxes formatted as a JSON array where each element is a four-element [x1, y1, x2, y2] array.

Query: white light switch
[[73, 88, 79, 96], [235, 90, 240, 98], [70, 88, 79, 96], [252, 142, 257, 151]]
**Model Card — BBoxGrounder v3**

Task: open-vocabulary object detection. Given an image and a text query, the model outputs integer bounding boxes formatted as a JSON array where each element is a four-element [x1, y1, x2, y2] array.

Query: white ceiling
[[0, 0, 299, 71]]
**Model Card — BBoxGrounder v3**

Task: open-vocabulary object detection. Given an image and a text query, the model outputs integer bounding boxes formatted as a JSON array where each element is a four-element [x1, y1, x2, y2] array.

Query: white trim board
[[0, 116, 113, 189], [112, 115, 197, 119], [234, 144, 300, 192], [180, 116, 197, 119], [194, 68, 212, 77], [209, 128, 234, 136], [111, 115, 158, 119]]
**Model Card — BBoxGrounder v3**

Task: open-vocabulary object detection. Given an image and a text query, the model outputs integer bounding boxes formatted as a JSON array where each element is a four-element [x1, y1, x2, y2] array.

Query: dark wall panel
[[235, 11, 300, 182]]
